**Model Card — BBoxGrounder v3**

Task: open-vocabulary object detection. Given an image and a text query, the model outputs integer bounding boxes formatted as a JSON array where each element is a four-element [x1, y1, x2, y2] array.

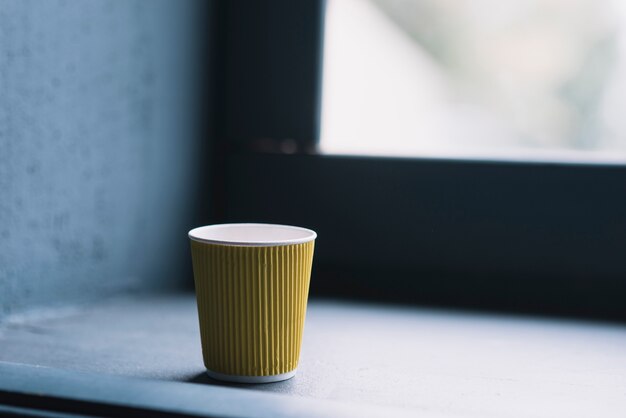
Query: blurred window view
[[320, 0, 626, 162]]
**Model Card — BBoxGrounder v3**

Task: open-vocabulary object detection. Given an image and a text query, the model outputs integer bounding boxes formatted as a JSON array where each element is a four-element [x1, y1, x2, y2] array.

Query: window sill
[[1, 293, 625, 417]]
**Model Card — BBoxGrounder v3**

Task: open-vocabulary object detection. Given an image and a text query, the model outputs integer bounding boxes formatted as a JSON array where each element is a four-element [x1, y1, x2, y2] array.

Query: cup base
[[206, 368, 297, 384]]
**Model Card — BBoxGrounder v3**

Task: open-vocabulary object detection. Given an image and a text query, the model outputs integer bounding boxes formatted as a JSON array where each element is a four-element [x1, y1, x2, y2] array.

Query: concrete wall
[[0, 0, 210, 319]]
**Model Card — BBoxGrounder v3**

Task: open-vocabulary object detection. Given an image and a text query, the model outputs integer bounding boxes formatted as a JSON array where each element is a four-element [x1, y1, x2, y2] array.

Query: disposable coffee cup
[[189, 223, 316, 383]]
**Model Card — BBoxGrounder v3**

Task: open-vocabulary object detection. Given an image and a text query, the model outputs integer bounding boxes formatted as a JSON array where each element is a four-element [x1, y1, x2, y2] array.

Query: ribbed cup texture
[[190, 240, 315, 377]]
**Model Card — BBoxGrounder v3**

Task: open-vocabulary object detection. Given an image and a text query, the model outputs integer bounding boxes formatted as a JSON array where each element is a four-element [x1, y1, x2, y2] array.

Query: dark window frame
[[211, 0, 626, 320]]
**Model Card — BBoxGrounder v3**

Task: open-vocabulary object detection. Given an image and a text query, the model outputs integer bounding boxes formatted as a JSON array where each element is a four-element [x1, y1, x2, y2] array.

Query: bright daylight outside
[[320, 0, 626, 162]]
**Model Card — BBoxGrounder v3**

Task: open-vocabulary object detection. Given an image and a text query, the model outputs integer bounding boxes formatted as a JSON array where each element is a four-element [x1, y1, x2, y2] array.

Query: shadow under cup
[[189, 224, 316, 383]]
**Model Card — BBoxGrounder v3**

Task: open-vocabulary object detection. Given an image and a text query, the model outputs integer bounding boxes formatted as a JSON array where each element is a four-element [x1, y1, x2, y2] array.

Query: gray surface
[[0, 0, 208, 320], [0, 361, 417, 418], [1, 294, 625, 417]]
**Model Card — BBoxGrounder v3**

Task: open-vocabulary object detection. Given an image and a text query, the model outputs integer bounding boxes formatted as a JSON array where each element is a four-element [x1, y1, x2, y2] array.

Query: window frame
[[211, 0, 626, 320]]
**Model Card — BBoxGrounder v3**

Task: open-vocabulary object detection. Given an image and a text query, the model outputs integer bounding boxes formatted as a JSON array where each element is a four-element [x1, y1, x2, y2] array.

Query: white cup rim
[[188, 223, 317, 247]]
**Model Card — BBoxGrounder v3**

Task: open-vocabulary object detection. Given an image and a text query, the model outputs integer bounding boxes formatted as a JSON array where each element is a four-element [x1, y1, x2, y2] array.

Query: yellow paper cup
[[189, 223, 316, 383]]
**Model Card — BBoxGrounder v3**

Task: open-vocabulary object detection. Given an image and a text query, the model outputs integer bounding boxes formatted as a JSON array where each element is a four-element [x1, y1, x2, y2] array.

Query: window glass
[[321, 0, 626, 162]]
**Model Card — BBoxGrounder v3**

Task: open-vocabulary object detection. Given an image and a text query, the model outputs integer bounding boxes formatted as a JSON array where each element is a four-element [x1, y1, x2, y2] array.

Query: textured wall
[[0, 0, 209, 319]]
